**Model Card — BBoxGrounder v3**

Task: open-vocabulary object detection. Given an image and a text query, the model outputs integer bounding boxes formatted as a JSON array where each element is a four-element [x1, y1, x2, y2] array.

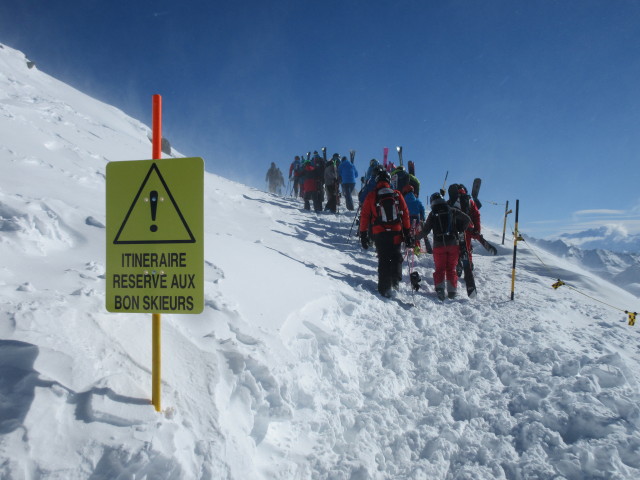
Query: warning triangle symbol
[[113, 163, 196, 244]]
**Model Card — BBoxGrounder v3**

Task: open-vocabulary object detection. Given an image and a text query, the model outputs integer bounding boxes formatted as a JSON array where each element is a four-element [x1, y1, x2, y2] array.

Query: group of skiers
[[285, 151, 359, 213], [269, 152, 496, 301], [357, 161, 488, 300]]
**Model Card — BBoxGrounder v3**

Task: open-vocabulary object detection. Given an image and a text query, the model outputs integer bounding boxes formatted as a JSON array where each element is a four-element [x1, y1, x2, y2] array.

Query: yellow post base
[[152, 313, 161, 412]]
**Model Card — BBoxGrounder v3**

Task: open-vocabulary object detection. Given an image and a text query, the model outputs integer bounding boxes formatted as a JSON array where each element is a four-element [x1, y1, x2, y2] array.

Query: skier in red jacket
[[359, 170, 412, 297]]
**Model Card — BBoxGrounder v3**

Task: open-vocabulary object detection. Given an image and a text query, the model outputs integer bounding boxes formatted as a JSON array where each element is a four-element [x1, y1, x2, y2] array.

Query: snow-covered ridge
[[2, 42, 640, 479]]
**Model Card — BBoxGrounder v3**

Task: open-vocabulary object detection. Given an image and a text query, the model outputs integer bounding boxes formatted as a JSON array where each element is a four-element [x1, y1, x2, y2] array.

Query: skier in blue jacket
[[403, 185, 425, 223], [403, 185, 430, 253], [338, 156, 358, 211]]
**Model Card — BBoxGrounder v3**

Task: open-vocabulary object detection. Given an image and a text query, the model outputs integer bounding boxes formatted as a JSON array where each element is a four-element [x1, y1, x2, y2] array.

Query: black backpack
[[431, 199, 455, 240], [390, 170, 409, 192], [374, 187, 402, 228]]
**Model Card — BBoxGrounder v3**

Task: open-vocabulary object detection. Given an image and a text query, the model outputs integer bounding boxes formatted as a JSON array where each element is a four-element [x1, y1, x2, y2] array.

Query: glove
[[360, 232, 370, 250], [403, 229, 414, 248], [425, 239, 433, 254], [405, 235, 415, 248]]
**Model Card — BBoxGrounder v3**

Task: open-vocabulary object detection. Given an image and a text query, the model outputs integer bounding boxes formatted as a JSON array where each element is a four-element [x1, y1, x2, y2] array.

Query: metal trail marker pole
[[510, 199, 522, 301], [501, 200, 512, 245]]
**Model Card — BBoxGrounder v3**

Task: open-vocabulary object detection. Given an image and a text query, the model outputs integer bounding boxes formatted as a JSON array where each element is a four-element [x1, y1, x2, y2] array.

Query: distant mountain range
[[556, 226, 640, 254], [528, 233, 640, 297]]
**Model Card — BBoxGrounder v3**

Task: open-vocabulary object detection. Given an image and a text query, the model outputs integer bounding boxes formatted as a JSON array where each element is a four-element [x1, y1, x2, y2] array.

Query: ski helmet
[[430, 192, 444, 205], [376, 170, 391, 184]]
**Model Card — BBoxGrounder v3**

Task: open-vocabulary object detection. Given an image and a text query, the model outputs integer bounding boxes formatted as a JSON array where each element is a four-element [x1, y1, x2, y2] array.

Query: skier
[[324, 155, 339, 213], [338, 155, 358, 211], [390, 165, 421, 197], [265, 162, 280, 194], [358, 164, 384, 205], [312, 151, 326, 204], [403, 185, 428, 252], [390, 165, 410, 192], [359, 170, 412, 297], [448, 184, 481, 270], [365, 158, 381, 183], [289, 156, 302, 197], [301, 159, 322, 212], [417, 192, 472, 300]]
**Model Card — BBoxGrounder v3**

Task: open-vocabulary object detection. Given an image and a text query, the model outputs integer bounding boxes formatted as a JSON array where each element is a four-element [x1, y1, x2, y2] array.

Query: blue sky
[[2, 0, 640, 238]]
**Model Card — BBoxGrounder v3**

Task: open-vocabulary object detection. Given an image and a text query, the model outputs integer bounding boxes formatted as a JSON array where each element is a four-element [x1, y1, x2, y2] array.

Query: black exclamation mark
[[150, 190, 158, 232]]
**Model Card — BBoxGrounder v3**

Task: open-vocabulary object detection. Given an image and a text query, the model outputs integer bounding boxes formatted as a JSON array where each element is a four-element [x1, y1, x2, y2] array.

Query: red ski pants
[[433, 244, 460, 289]]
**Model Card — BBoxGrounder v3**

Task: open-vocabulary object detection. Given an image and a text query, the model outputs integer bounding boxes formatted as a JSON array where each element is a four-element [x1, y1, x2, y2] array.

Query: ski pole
[[408, 246, 416, 303], [441, 171, 449, 195], [348, 205, 362, 239]]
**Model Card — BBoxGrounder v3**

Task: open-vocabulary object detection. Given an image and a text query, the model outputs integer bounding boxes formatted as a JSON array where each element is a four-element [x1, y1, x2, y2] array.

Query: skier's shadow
[[0, 339, 150, 434], [242, 194, 300, 211]]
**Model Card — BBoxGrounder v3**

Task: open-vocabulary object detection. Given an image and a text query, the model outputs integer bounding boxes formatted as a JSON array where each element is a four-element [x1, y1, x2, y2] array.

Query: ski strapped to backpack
[[458, 232, 477, 298], [471, 178, 482, 209], [374, 187, 402, 229]]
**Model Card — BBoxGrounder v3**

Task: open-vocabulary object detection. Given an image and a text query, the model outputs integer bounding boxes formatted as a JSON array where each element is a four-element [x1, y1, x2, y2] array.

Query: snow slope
[[2, 42, 640, 479]]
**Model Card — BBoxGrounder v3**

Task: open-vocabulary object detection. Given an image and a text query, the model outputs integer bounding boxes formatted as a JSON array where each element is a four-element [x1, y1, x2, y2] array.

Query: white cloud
[[573, 209, 625, 216]]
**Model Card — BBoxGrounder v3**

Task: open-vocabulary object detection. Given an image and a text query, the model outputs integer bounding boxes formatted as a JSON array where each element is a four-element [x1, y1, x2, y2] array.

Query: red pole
[[151, 94, 162, 412], [152, 94, 162, 160]]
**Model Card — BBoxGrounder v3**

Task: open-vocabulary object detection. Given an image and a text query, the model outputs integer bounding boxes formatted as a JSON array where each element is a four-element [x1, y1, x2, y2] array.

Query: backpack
[[390, 170, 409, 192], [431, 199, 455, 240], [374, 187, 402, 228]]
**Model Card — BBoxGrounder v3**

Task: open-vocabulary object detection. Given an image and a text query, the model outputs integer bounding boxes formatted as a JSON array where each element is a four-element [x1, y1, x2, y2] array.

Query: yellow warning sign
[[113, 163, 195, 244], [106, 158, 204, 313]]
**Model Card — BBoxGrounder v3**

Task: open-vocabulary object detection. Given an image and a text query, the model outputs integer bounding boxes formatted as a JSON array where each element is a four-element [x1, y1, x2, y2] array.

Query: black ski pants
[[304, 191, 322, 212], [325, 182, 337, 212], [374, 231, 403, 295]]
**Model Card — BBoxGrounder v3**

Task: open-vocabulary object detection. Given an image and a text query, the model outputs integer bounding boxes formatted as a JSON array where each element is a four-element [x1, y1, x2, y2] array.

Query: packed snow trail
[[237, 195, 640, 479], [199, 187, 640, 478]]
